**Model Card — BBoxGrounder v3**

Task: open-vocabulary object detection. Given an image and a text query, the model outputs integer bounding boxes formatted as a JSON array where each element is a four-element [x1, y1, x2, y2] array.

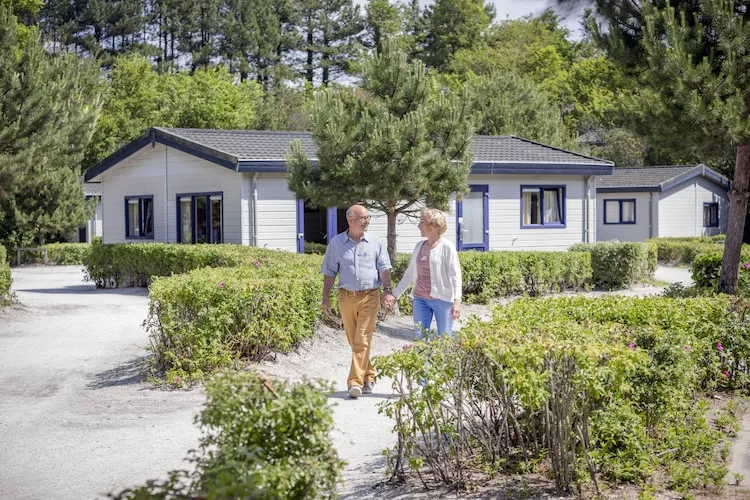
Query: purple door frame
[[456, 185, 489, 251]]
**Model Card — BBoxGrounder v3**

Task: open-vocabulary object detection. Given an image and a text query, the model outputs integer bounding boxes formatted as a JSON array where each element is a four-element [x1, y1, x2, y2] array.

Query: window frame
[[603, 198, 637, 225], [124, 195, 154, 240], [176, 191, 224, 244], [519, 185, 566, 229], [703, 202, 719, 228]]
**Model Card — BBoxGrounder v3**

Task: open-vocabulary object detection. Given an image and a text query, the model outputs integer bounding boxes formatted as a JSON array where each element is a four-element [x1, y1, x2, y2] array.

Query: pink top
[[413, 243, 432, 299]]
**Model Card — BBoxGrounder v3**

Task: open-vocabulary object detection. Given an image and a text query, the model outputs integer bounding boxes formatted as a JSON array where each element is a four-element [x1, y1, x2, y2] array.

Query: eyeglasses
[[356, 216, 371, 222]]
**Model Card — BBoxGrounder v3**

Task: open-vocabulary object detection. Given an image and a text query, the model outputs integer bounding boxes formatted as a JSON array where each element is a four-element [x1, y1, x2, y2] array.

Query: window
[[521, 186, 565, 227], [603, 199, 636, 224], [703, 203, 719, 227], [177, 193, 223, 243], [125, 196, 154, 239]]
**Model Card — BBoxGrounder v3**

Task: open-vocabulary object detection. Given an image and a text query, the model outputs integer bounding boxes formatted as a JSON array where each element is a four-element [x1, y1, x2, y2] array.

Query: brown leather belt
[[338, 288, 380, 296]]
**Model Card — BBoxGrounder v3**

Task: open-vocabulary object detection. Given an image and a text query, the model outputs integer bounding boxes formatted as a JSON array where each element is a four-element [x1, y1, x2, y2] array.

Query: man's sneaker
[[348, 385, 362, 398], [363, 381, 374, 394]]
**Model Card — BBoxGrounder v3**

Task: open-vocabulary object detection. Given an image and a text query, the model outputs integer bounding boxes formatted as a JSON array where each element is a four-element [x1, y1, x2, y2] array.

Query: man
[[321, 204, 395, 398]]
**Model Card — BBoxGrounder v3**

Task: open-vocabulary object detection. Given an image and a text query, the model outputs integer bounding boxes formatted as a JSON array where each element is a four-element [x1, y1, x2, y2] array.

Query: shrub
[[46, 243, 91, 264], [304, 241, 328, 254], [692, 249, 750, 297], [110, 371, 343, 499], [146, 264, 325, 383], [376, 296, 746, 493], [84, 240, 318, 288], [570, 241, 651, 289], [0, 246, 11, 304], [647, 237, 724, 265]]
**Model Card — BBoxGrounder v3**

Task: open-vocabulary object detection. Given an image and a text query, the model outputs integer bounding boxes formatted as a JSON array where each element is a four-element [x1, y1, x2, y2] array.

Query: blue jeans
[[413, 296, 454, 338]]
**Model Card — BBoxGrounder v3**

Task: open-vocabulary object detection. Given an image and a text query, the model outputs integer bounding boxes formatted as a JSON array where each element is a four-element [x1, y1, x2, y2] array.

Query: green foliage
[[692, 249, 750, 293], [424, 0, 494, 71], [466, 71, 576, 150], [376, 295, 748, 492], [570, 241, 653, 289], [0, 245, 11, 304], [648, 237, 725, 265], [304, 241, 328, 255], [83, 240, 297, 288], [287, 39, 475, 260], [14, 243, 91, 265], [85, 54, 262, 166], [146, 263, 324, 383], [458, 250, 592, 302], [0, 7, 102, 249], [110, 371, 343, 499]]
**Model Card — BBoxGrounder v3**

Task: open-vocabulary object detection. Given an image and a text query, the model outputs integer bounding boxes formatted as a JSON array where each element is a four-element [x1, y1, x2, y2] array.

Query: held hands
[[382, 292, 397, 310]]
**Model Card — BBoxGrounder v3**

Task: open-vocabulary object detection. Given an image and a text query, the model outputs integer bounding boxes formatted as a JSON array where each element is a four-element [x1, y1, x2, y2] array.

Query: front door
[[456, 185, 489, 251]]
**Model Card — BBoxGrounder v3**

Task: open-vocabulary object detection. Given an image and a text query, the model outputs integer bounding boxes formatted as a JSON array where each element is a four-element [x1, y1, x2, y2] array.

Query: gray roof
[[85, 127, 614, 181], [159, 128, 318, 160], [161, 127, 611, 165], [597, 165, 730, 192], [84, 182, 102, 196]]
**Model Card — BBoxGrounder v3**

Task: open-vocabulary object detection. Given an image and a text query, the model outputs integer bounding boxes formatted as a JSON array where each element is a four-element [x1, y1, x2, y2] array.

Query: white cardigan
[[393, 238, 462, 303]]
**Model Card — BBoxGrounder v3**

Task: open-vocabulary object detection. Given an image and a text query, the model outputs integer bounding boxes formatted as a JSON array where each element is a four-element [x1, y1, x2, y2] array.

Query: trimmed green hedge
[[692, 249, 750, 294], [83, 241, 316, 287], [393, 250, 592, 305], [647, 237, 725, 265], [146, 265, 325, 383], [570, 241, 654, 289], [0, 246, 11, 304], [377, 295, 748, 492]]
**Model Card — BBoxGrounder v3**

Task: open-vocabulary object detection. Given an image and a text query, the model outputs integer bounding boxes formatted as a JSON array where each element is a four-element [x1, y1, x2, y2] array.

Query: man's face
[[348, 208, 371, 232]]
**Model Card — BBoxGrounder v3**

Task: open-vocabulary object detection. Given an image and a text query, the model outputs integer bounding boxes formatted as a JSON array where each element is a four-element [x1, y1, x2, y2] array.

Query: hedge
[[692, 248, 750, 294], [84, 241, 321, 288], [570, 241, 655, 289], [146, 265, 325, 383], [647, 237, 725, 265], [377, 295, 748, 493], [0, 246, 11, 304]]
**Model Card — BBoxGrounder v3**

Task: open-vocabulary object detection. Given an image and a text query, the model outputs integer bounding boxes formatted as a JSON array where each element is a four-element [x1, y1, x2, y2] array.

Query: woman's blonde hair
[[420, 208, 447, 235]]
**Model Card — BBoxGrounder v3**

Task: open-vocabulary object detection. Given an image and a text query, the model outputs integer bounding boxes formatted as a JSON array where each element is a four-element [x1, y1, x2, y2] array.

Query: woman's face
[[418, 217, 440, 239]]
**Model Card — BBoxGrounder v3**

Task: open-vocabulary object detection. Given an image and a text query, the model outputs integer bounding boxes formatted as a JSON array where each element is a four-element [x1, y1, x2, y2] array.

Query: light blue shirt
[[321, 231, 392, 291]]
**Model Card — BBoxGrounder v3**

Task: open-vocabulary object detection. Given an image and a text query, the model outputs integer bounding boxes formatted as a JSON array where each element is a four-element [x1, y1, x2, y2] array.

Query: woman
[[386, 208, 462, 337]]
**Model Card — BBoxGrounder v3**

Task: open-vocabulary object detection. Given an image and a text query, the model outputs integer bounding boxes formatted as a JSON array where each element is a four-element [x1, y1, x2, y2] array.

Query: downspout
[[648, 192, 654, 239], [584, 175, 593, 242], [252, 173, 259, 247], [164, 145, 169, 242]]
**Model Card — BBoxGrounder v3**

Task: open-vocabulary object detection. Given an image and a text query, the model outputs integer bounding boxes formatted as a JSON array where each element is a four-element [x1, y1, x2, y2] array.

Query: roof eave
[[471, 162, 614, 176], [597, 186, 661, 193]]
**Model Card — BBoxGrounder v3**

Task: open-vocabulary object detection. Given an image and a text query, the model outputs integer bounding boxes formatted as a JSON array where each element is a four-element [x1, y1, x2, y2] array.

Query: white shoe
[[348, 385, 362, 398]]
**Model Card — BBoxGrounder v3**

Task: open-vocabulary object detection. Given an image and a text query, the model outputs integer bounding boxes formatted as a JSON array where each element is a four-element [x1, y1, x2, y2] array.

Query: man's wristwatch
[[383, 287, 392, 294]]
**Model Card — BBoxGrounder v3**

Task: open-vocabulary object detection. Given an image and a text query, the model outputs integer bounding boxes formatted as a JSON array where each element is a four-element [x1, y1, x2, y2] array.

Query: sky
[[354, 0, 589, 38]]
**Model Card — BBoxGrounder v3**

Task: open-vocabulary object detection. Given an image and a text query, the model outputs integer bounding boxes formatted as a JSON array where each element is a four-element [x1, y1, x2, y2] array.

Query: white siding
[[367, 198, 457, 255], [470, 174, 588, 251], [658, 178, 729, 237], [255, 174, 297, 252], [99, 144, 243, 244], [240, 174, 252, 246], [597, 192, 652, 242]]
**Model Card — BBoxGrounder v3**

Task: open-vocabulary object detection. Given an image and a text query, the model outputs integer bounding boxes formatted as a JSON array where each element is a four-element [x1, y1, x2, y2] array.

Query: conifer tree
[[0, 7, 101, 248], [287, 40, 475, 261]]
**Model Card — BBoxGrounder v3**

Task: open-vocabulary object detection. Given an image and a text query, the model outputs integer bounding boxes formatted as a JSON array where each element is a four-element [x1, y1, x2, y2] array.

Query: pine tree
[[565, 0, 750, 293], [424, 0, 494, 71], [176, 0, 221, 71], [287, 40, 475, 261], [0, 7, 102, 248]]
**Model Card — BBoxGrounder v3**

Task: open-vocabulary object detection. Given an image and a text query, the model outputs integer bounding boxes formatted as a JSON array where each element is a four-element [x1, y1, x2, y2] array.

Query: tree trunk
[[720, 142, 750, 294], [387, 210, 397, 265]]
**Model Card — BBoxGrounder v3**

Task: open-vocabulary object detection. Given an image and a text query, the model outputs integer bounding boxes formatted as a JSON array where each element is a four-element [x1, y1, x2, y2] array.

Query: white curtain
[[544, 189, 560, 223], [522, 190, 540, 225], [622, 201, 635, 223]]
